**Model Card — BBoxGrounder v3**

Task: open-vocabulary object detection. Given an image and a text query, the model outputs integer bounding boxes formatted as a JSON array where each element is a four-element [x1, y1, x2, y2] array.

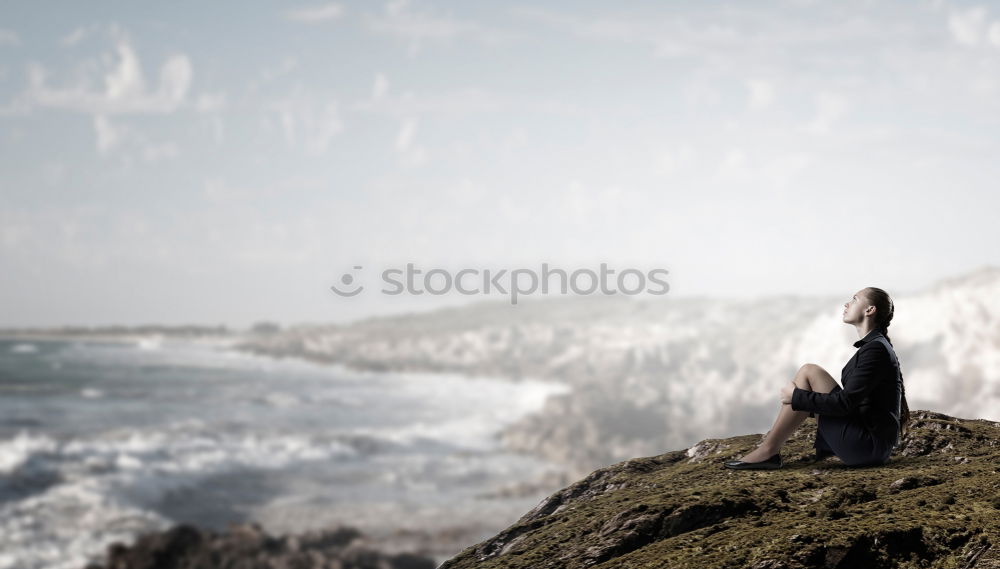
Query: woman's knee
[[798, 363, 839, 393], [798, 363, 821, 375], [795, 363, 820, 386]]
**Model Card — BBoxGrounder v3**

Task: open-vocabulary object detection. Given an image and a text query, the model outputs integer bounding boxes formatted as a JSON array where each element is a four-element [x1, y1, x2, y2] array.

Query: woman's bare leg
[[737, 364, 839, 462]]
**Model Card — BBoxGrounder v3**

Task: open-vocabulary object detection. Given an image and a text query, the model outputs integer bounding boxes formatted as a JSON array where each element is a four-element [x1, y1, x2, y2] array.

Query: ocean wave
[[0, 341, 573, 569], [0, 427, 362, 569]]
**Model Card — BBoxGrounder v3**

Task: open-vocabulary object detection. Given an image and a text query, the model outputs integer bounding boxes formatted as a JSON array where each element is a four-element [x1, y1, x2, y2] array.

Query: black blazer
[[790, 328, 902, 437]]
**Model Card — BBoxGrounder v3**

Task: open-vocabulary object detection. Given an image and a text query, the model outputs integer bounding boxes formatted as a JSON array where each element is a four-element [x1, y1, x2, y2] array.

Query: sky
[[2, 0, 1000, 328]]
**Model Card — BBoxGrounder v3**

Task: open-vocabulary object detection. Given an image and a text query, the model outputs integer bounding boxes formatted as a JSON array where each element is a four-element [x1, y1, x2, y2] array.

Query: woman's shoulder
[[862, 337, 890, 350], [864, 336, 898, 365]]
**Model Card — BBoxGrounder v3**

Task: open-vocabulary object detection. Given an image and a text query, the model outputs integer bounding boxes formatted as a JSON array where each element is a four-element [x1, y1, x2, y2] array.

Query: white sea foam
[[0, 426, 359, 569], [0, 431, 58, 474], [9, 343, 38, 354], [80, 388, 104, 399], [356, 376, 570, 450], [135, 337, 163, 351], [251, 391, 302, 407]]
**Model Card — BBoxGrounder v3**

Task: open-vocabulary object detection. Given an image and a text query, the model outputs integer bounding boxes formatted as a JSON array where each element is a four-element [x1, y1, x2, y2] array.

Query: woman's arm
[[789, 342, 890, 417]]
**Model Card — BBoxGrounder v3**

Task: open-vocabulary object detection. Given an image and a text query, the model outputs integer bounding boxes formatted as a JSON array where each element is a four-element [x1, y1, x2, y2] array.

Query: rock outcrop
[[439, 410, 1000, 569], [82, 522, 438, 569]]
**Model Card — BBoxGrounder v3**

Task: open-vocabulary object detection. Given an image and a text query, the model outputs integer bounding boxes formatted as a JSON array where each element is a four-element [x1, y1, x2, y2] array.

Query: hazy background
[[3, 0, 1000, 328]]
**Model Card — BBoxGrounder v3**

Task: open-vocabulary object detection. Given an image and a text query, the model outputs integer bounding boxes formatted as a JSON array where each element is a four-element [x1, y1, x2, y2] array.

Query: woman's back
[[857, 334, 902, 447]]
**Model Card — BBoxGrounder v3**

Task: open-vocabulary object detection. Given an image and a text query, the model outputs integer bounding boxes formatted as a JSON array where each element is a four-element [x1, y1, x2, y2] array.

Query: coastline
[[0, 329, 582, 470], [0, 333, 576, 568], [0, 331, 241, 349]]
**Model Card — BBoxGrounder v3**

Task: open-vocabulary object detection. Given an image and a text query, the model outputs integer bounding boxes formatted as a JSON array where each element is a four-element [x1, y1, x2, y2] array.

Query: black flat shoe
[[724, 453, 782, 470]]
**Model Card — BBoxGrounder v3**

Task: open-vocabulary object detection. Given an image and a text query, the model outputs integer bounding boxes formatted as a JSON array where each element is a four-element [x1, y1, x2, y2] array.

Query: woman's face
[[842, 289, 872, 324]]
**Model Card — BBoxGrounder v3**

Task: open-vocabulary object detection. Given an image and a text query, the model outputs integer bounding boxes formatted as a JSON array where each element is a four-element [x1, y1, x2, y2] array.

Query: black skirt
[[814, 386, 898, 466]]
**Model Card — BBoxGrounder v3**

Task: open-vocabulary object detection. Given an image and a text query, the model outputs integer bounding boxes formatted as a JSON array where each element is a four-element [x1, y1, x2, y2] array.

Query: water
[[0, 338, 570, 569]]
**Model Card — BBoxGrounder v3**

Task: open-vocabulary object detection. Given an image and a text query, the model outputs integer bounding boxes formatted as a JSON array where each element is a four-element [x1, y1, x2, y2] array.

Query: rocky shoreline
[[81, 523, 440, 569], [78, 409, 1000, 568]]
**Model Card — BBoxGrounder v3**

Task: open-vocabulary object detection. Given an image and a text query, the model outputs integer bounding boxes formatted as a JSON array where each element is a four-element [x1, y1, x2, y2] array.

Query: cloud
[[513, 6, 813, 65], [989, 21, 1000, 46], [512, 4, 932, 79], [203, 178, 243, 203], [93, 115, 126, 155], [0, 98, 29, 117], [761, 152, 812, 189], [948, 7, 988, 46], [246, 57, 299, 94], [372, 72, 389, 99], [716, 147, 750, 181], [194, 92, 227, 112], [202, 175, 324, 205], [683, 80, 722, 107], [365, 0, 510, 56], [158, 55, 193, 102], [284, 3, 345, 23], [394, 116, 426, 166], [142, 142, 179, 162], [0, 205, 113, 268], [653, 145, 697, 176], [0, 29, 19, 46], [61, 27, 88, 46], [510, 6, 715, 58], [710, 146, 812, 190], [395, 117, 417, 150], [746, 79, 775, 110], [267, 88, 343, 155], [23, 31, 194, 114], [60, 24, 103, 47], [804, 92, 848, 135], [352, 86, 546, 118], [92, 114, 179, 162]]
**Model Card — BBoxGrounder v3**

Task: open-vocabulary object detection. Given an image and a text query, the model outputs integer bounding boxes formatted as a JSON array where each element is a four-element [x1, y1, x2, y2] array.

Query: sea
[[0, 337, 571, 569]]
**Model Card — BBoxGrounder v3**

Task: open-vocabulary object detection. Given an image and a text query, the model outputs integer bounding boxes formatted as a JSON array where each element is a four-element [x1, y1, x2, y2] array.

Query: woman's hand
[[779, 381, 796, 405]]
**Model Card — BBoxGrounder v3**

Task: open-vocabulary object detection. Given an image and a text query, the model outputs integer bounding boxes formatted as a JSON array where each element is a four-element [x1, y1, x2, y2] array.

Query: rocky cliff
[[439, 410, 1000, 569]]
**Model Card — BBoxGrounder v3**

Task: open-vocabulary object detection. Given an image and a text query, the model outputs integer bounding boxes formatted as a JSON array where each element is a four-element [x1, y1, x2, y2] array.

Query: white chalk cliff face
[[240, 266, 1000, 476]]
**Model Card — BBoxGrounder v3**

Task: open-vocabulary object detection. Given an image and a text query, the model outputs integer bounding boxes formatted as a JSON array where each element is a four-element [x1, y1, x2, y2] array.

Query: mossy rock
[[440, 410, 1000, 569]]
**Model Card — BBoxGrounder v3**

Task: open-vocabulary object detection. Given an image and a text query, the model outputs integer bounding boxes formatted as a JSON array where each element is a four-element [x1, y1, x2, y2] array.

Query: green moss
[[440, 410, 1000, 569]]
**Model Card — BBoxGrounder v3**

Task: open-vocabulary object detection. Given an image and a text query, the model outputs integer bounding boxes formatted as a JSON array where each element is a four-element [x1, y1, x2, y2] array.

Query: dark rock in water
[[439, 410, 1000, 569], [83, 522, 438, 569]]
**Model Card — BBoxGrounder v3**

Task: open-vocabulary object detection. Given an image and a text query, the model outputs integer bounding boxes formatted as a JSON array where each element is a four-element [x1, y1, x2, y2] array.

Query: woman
[[724, 287, 911, 470]]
